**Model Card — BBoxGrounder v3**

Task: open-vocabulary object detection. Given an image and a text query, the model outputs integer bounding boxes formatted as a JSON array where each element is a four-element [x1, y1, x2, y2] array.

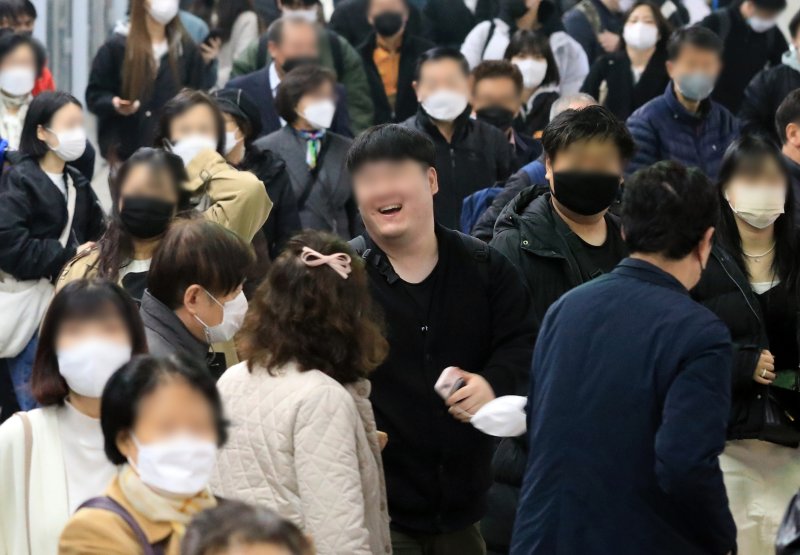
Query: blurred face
[[182, 283, 243, 344], [666, 43, 722, 85], [626, 4, 657, 27], [354, 160, 438, 243], [295, 80, 336, 123], [368, 0, 409, 28], [267, 21, 318, 72], [116, 377, 218, 463], [14, 14, 35, 34], [169, 103, 218, 143], [472, 76, 522, 115], [117, 164, 180, 213], [413, 58, 470, 103], [56, 310, 132, 352], [37, 102, 84, 150], [546, 138, 626, 179], [0, 43, 36, 72], [741, 0, 782, 22], [724, 156, 788, 228]]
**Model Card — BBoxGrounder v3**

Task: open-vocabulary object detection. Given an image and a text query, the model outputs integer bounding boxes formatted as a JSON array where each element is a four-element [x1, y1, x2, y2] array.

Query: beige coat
[[211, 361, 392, 555]]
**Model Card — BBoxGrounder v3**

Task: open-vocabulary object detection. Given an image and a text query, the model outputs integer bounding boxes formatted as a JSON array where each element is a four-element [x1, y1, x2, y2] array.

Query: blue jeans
[[7, 333, 38, 411]]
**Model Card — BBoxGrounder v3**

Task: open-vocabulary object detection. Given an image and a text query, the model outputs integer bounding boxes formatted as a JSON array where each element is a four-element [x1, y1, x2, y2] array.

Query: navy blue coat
[[225, 67, 353, 138], [626, 83, 739, 179], [511, 258, 736, 555]]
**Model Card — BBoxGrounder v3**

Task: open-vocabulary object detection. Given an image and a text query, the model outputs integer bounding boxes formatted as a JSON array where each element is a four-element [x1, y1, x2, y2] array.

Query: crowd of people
[[0, 0, 800, 553]]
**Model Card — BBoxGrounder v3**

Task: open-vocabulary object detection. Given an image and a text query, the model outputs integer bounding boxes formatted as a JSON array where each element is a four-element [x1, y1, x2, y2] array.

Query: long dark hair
[[215, 0, 256, 43], [716, 135, 797, 290], [94, 148, 188, 282], [18, 91, 82, 159]]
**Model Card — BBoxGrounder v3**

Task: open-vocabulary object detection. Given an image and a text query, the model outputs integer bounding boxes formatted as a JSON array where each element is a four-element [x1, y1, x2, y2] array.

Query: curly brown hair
[[238, 231, 388, 384]]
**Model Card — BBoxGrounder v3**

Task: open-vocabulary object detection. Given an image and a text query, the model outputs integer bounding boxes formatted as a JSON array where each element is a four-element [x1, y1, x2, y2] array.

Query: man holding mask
[[491, 105, 634, 322], [404, 47, 512, 230], [359, 0, 434, 124], [626, 26, 738, 179]]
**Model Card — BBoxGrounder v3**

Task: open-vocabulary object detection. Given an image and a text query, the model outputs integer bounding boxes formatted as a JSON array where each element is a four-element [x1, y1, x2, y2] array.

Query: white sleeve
[[460, 21, 492, 69]]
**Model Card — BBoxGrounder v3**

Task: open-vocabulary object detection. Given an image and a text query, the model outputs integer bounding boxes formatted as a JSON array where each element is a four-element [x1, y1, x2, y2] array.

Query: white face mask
[[747, 16, 777, 33], [623, 22, 658, 50], [224, 129, 242, 155], [57, 339, 132, 398], [471, 395, 527, 437], [513, 59, 548, 90], [282, 8, 318, 22], [0, 66, 35, 97], [194, 290, 248, 344], [170, 135, 218, 166], [131, 433, 217, 496], [301, 99, 336, 130], [420, 89, 469, 122], [726, 183, 786, 229], [147, 0, 180, 25], [47, 127, 87, 162]]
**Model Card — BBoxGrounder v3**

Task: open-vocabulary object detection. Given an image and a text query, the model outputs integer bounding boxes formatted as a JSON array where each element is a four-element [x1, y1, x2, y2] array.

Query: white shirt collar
[[269, 61, 281, 96]]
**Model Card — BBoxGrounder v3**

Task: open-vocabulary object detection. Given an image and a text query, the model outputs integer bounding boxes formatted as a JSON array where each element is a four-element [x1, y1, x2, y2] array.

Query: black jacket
[[86, 32, 205, 161], [403, 108, 512, 230], [355, 225, 536, 535], [0, 153, 105, 281], [424, 0, 498, 48], [482, 435, 528, 555], [581, 45, 670, 121], [740, 63, 800, 145], [517, 90, 559, 137], [358, 32, 434, 125], [329, 0, 427, 49], [471, 165, 546, 242], [489, 187, 625, 322], [700, 6, 787, 113], [788, 154, 800, 225]]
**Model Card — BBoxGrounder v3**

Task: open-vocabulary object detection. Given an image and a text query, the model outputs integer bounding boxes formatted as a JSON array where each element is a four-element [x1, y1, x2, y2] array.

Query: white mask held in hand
[[130, 434, 217, 496], [471, 395, 527, 437], [57, 339, 132, 398], [623, 22, 658, 50], [170, 135, 218, 166], [147, 0, 180, 25], [282, 8, 318, 22], [194, 290, 248, 344], [421, 89, 469, 122], [301, 99, 336, 130], [726, 183, 785, 229], [47, 127, 87, 162], [0, 66, 35, 96], [513, 59, 548, 90], [224, 130, 242, 155]]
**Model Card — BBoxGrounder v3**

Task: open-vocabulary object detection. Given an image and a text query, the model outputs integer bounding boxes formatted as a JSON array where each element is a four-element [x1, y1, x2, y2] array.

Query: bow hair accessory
[[300, 247, 352, 279]]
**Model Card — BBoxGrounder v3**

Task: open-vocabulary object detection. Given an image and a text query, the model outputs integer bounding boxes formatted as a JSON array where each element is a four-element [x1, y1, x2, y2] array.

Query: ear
[[787, 122, 800, 147], [183, 284, 205, 315], [267, 41, 279, 60], [665, 60, 676, 81], [36, 124, 48, 144], [428, 166, 439, 196], [544, 156, 553, 183], [699, 226, 715, 268], [412, 80, 420, 99], [116, 430, 135, 463]]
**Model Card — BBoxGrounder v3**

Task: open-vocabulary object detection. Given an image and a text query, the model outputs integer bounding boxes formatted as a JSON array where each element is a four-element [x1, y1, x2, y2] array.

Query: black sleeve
[[0, 173, 76, 280], [738, 70, 774, 141], [183, 41, 207, 90], [494, 130, 513, 182], [267, 169, 302, 258], [85, 42, 120, 118], [471, 171, 531, 242], [769, 29, 789, 66], [581, 58, 607, 99], [481, 246, 539, 396], [69, 141, 96, 182]]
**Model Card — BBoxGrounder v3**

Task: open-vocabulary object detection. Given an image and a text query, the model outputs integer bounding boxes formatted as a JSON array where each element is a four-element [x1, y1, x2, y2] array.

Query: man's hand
[[598, 31, 621, 53], [200, 37, 222, 65], [446, 369, 496, 423]]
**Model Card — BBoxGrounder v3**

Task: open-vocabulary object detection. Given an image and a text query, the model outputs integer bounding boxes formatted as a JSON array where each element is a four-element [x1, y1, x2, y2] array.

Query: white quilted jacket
[[211, 361, 392, 555]]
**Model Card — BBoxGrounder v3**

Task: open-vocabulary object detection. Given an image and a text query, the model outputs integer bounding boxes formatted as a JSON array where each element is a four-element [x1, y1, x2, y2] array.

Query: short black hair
[[414, 46, 470, 81], [154, 88, 226, 155], [666, 26, 723, 61], [102, 354, 229, 465], [20, 0, 34, 18], [147, 218, 255, 310], [503, 29, 560, 87], [541, 104, 636, 162], [622, 161, 718, 259], [181, 501, 313, 555], [791, 8, 800, 39], [0, 31, 42, 74], [346, 123, 436, 173], [19, 90, 82, 159], [776, 88, 800, 144], [274, 64, 336, 126], [472, 59, 523, 95], [32, 279, 148, 406]]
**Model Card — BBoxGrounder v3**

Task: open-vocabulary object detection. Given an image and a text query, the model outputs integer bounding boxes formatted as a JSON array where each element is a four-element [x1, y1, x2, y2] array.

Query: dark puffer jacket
[[481, 436, 527, 555], [739, 63, 800, 146], [692, 244, 800, 447], [626, 83, 739, 179]]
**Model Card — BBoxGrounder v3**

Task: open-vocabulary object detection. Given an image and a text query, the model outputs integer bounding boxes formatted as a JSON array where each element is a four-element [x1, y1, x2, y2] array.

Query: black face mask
[[282, 56, 319, 73], [476, 106, 516, 131], [119, 197, 175, 239], [551, 171, 620, 216], [373, 11, 404, 37]]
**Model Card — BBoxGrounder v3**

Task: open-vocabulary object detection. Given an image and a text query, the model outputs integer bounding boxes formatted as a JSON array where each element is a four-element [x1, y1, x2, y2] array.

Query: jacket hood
[[242, 144, 287, 182], [494, 184, 552, 238]]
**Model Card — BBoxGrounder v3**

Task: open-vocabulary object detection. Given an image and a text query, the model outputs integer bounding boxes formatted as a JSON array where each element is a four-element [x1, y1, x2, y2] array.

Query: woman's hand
[[112, 97, 140, 116], [377, 431, 388, 451], [200, 37, 222, 65], [447, 370, 496, 423], [753, 349, 776, 385]]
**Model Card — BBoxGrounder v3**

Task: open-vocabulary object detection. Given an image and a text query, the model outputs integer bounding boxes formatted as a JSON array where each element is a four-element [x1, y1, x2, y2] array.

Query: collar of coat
[[359, 224, 447, 285], [612, 258, 688, 295], [415, 106, 473, 144], [663, 82, 713, 123]]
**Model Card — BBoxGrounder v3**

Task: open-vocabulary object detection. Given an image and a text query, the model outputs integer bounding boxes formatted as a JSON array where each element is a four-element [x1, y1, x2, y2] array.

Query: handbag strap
[[58, 175, 77, 248], [78, 496, 162, 555], [15, 412, 32, 555]]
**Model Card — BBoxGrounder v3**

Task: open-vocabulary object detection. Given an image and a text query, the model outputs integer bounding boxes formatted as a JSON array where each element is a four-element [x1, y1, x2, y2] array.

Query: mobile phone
[[434, 367, 465, 400], [204, 30, 222, 46]]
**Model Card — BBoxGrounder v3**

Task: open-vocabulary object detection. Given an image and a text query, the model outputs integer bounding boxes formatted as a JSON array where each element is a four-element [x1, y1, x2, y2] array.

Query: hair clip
[[300, 247, 352, 279]]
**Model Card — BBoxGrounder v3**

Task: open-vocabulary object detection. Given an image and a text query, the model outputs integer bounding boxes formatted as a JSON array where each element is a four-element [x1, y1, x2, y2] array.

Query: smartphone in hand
[[434, 366, 465, 401]]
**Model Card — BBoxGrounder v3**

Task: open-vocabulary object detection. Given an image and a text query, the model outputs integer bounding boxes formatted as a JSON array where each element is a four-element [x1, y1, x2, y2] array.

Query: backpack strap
[[78, 497, 163, 555], [349, 235, 368, 257], [15, 412, 32, 555], [575, 0, 602, 34], [256, 34, 269, 69], [480, 19, 497, 60], [327, 30, 345, 79], [457, 232, 491, 286]]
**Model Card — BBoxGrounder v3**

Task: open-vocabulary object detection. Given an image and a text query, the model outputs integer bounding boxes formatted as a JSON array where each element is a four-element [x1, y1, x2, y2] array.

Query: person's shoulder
[[59, 501, 139, 554], [328, 132, 353, 148], [628, 92, 667, 121], [253, 128, 284, 149], [471, 117, 509, 143]]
